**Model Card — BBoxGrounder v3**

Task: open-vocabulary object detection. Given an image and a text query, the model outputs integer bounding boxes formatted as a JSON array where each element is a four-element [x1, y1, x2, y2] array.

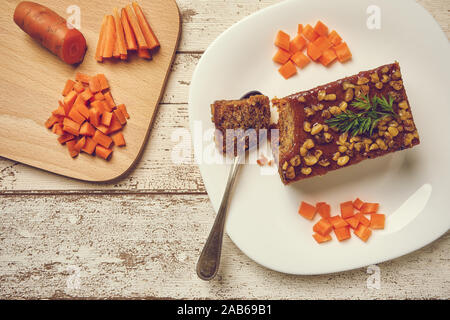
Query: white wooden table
[[1, 0, 449, 299]]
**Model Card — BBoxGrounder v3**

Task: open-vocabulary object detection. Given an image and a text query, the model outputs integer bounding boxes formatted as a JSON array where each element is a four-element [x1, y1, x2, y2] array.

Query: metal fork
[[196, 90, 262, 281]]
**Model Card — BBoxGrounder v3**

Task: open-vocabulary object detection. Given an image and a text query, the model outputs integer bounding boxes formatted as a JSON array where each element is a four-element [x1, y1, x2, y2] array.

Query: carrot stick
[[121, 8, 137, 51], [103, 15, 116, 58], [138, 48, 152, 59], [113, 8, 127, 57], [132, 2, 160, 50], [124, 5, 148, 50], [113, 35, 120, 58], [95, 16, 108, 62]]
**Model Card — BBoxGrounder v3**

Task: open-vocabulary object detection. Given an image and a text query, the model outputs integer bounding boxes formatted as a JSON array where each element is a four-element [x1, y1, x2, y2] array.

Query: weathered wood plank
[[0, 104, 205, 193], [0, 194, 448, 299]]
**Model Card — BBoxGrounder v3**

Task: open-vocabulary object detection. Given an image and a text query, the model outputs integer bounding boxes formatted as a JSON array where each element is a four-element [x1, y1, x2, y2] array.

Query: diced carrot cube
[[66, 140, 79, 158], [355, 213, 370, 227], [104, 92, 116, 109], [274, 30, 290, 51], [63, 118, 81, 136], [316, 202, 331, 218], [345, 216, 360, 229], [93, 130, 113, 148], [278, 61, 297, 79], [313, 36, 332, 52], [328, 30, 342, 46], [340, 201, 355, 219], [89, 76, 102, 93], [113, 109, 127, 126], [101, 111, 113, 127], [273, 48, 292, 64], [95, 145, 113, 160], [370, 213, 386, 230], [107, 114, 123, 134], [97, 74, 109, 91], [313, 20, 329, 36], [289, 35, 307, 54], [52, 123, 64, 135], [297, 24, 303, 34], [360, 202, 379, 214], [354, 224, 372, 242], [329, 215, 348, 229], [291, 51, 310, 69], [73, 81, 85, 93], [333, 42, 352, 63], [117, 104, 130, 119], [62, 79, 75, 96], [75, 73, 91, 84], [68, 108, 85, 124], [334, 226, 351, 241], [112, 132, 126, 147], [313, 218, 333, 236], [57, 133, 75, 144], [313, 233, 332, 244], [319, 49, 337, 66], [302, 24, 319, 42], [353, 198, 365, 210], [306, 42, 322, 61], [81, 137, 97, 155], [298, 201, 317, 220], [63, 91, 78, 108], [80, 122, 95, 137]]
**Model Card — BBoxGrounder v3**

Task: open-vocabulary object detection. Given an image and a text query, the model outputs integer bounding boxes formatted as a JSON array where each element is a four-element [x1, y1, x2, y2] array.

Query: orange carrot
[[89, 108, 101, 127], [95, 145, 113, 160], [313, 218, 333, 236], [107, 114, 123, 134], [80, 122, 95, 136], [313, 20, 328, 37], [328, 30, 342, 46], [289, 35, 307, 54], [313, 233, 332, 244], [93, 130, 113, 148], [73, 81, 85, 93], [101, 111, 113, 127], [57, 133, 74, 144], [273, 48, 291, 64], [306, 42, 322, 61], [302, 24, 319, 42], [68, 108, 85, 124], [75, 73, 91, 84], [313, 36, 332, 53], [63, 91, 77, 108], [95, 124, 110, 135], [52, 106, 66, 117], [274, 30, 290, 51], [121, 8, 138, 51], [278, 60, 297, 79], [89, 76, 101, 93], [80, 88, 93, 101], [125, 4, 148, 50], [95, 16, 108, 62], [73, 136, 86, 153], [59, 100, 71, 116], [82, 137, 97, 155], [132, 2, 160, 50], [113, 8, 127, 58], [75, 103, 90, 120], [354, 224, 372, 242], [298, 201, 316, 220], [62, 79, 75, 96], [113, 109, 127, 125], [329, 216, 348, 229], [345, 216, 360, 229], [91, 100, 106, 114], [63, 117, 81, 136], [355, 213, 370, 227], [334, 227, 351, 241], [333, 42, 352, 63], [370, 213, 385, 230], [117, 104, 130, 119], [94, 92, 105, 101], [66, 140, 79, 158], [340, 201, 354, 219], [360, 202, 379, 214], [353, 198, 364, 210], [138, 48, 152, 59], [112, 132, 126, 147], [103, 15, 116, 58], [104, 92, 116, 109], [97, 74, 109, 91], [316, 202, 330, 218], [297, 24, 303, 34], [52, 123, 64, 135], [291, 51, 310, 69]]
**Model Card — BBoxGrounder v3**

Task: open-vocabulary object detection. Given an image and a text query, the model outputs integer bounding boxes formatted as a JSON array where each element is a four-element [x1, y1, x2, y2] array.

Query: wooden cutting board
[[0, 0, 180, 182]]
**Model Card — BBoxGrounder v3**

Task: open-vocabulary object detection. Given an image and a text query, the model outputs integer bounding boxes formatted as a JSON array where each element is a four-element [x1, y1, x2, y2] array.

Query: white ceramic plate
[[188, 0, 450, 274]]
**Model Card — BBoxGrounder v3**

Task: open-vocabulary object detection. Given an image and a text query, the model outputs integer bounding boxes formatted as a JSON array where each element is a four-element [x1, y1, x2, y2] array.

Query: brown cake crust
[[273, 62, 420, 185], [211, 95, 270, 154]]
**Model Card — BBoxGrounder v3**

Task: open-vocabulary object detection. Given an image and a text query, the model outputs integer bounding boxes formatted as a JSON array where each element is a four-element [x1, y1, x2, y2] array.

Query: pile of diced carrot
[[273, 20, 352, 79], [95, 2, 160, 62], [298, 198, 385, 244], [45, 73, 129, 160]]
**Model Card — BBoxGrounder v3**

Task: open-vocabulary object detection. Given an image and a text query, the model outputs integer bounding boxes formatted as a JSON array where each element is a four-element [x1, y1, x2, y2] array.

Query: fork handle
[[196, 155, 242, 280]]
